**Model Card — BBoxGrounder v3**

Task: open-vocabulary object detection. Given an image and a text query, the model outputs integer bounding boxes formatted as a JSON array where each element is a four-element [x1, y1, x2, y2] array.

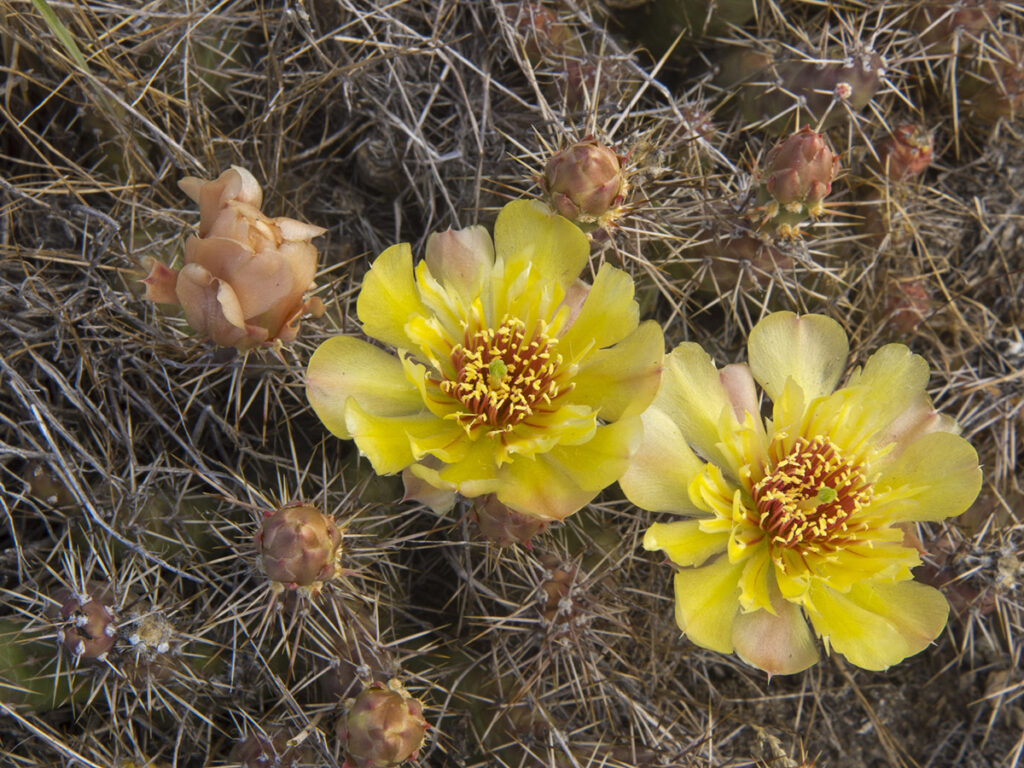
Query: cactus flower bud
[[56, 586, 117, 661], [338, 680, 429, 768], [257, 502, 341, 593], [757, 127, 839, 238], [877, 125, 934, 181], [541, 138, 627, 226], [144, 166, 326, 352]]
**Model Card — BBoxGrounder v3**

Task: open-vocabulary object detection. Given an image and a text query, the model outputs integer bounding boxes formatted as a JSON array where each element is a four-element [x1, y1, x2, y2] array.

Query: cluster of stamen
[[440, 316, 563, 432], [752, 435, 871, 552]]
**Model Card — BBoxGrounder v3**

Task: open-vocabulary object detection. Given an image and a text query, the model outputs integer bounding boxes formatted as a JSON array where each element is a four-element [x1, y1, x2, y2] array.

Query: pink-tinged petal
[[275, 216, 327, 241], [495, 418, 640, 521], [175, 263, 249, 348], [558, 263, 639, 355], [620, 407, 707, 515], [402, 466, 457, 514], [643, 520, 728, 567], [494, 199, 589, 289], [872, 431, 982, 522], [873, 397, 959, 460], [841, 343, 934, 444], [424, 225, 494, 302], [184, 236, 316, 344], [571, 320, 664, 421], [558, 279, 589, 331], [656, 343, 736, 471], [748, 311, 849, 403], [670, 555, 744, 654], [180, 166, 264, 237], [732, 597, 819, 676], [307, 336, 423, 440], [719, 363, 759, 422], [142, 260, 180, 305], [806, 580, 949, 671], [357, 243, 430, 349]]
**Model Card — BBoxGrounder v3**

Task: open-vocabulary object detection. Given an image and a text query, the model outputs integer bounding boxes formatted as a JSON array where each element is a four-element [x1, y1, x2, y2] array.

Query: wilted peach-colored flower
[[144, 166, 326, 351]]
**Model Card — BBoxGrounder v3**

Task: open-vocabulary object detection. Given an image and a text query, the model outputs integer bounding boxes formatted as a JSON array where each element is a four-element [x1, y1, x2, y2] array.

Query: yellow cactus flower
[[622, 312, 982, 674], [307, 200, 663, 522]]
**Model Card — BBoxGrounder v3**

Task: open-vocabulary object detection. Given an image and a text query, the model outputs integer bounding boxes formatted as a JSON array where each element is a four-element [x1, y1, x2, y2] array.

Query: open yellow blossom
[[622, 312, 982, 674], [307, 200, 663, 522]]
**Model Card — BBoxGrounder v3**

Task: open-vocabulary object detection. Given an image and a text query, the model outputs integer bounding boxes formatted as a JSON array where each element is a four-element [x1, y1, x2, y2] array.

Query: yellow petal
[[842, 344, 931, 443], [643, 520, 728, 567], [436, 438, 503, 498], [620, 407, 707, 515], [495, 418, 639, 521], [733, 598, 819, 675], [670, 556, 744, 654], [357, 243, 429, 349], [559, 263, 640, 356], [656, 343, 736, 471], [737, 546, 773, 610], [806, 580, 949, 671], [872, 431, 982, 522], [307, 336, 423, 439], [493, 199, 588, 290], [545, 416, 642, 491], [570, 320, 664, 421], [493, 454, 598, 522], [748, 312, 849, 403], [346, 401, 457, 475]]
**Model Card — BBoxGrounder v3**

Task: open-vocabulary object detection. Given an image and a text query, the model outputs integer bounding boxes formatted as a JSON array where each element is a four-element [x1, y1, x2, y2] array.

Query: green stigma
[[816, 486, 838, 504], [488, 358, 509, 383]]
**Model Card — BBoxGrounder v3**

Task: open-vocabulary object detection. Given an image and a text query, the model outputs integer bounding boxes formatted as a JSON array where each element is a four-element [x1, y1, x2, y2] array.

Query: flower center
[[752, 436, 871, 552], [440, 316, 563, 432]]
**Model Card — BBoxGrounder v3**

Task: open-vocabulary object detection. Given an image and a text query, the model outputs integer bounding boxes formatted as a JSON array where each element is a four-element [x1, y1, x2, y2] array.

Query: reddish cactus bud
[[257, 502, 341, 592], [338, 681, 429, 768], [469, 494, 547, 546], [56, 586, 117, 661], [877, 125, 934, 181], [542, 138, 627, 225], [757, 127, 839, 237]]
